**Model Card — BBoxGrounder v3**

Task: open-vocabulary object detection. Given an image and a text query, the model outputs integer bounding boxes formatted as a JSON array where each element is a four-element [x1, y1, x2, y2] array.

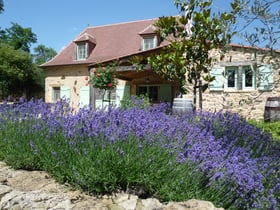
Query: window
[[226, 67, 237, 89], [137, 85, 159, 103], [142, 36, 157, 50], [224, 66, 255, 90], [52, 86, 71, 102], [211, 65, 257, 91], [52, 87, 60, 102], [210, 64, 273, 91], [243, 66, 254, 89], [76, 42, 88, 60]]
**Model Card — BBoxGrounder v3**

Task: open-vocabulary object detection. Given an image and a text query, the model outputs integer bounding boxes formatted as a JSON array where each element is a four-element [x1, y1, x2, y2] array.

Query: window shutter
[[159, 84, 172, 102], [79, 86, 90, 108], [115, 85, 130, 106], [258, 64, 273, 91], [209, 67, 224, 91], [85, 42, 89, 58], [60, 86, 71, 100]]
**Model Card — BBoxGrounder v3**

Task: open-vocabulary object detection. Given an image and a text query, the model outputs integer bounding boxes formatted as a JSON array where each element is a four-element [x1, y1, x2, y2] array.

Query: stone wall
[[44, 64, 89, 109], [44, 46, 280, 120], [185, 46, 280, 120], [0, 161, 224, 210]]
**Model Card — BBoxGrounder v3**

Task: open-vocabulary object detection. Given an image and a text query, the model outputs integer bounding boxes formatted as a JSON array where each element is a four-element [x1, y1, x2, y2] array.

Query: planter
[[172, 98, 193, 115], [264, 97, 280, 122]]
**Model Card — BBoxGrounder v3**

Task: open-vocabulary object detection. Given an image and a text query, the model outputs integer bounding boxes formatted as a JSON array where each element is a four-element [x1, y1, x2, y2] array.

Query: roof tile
[[42, 18, 165, 67]]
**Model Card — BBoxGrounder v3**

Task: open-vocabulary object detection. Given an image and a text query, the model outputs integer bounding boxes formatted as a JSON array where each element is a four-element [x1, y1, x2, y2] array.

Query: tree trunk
[[193, 81, 197, 112]]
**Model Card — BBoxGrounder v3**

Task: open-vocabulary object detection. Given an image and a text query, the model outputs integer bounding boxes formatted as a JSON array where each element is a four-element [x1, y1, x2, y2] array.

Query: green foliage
[[0, 44, 33, 80], [248, 120, 280, 142], [0, 23, 48, 99], [1, 100, 279, 209], [0, 43, 46, 99], [32, 44, 57, 90], [33, 44, 57, 65], [147, 0, 240, 95], [0, 118, 208, 201], [0, 0, 3, 13], [90, 63, 118, 90], [1, 22, 37, 52], [235, 0, 280, 50], [0, 43, 36, 98], [120, 95, 151, 110]]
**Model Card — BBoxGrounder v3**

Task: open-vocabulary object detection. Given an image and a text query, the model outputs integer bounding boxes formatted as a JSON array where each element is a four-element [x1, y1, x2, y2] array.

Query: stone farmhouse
[[41, 18, 280, 120]]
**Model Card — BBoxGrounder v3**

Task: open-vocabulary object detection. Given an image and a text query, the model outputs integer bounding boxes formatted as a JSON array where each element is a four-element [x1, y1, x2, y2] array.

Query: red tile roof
[[41, 18, 167, 67], [74, 33, 96, 44]]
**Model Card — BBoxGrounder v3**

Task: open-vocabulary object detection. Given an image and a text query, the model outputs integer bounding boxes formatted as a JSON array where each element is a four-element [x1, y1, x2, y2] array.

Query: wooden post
[[199, 80, 202, 110]]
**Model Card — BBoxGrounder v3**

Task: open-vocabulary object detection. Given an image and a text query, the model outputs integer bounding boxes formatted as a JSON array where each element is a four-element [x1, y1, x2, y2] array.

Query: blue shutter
[[209, 67, 224, 91], [258, 64, 273, 91], [60, 86, 70, 100], [79, 86, 90, 108]]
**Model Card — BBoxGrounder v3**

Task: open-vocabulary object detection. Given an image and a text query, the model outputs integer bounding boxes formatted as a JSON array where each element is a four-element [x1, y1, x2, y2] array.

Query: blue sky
[[1, 0, 232, 53]]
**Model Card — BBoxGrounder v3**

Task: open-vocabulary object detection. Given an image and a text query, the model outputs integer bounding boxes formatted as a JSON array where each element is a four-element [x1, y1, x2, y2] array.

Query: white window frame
[[142, 36, 157, 51], [52, 87, 60, 102], [76, 42, 88, 60]]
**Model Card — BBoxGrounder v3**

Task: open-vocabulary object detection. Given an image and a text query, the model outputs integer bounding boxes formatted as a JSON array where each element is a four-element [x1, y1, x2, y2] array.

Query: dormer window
[[139, 24, 159, 51], [141, 36, 158, 51], [74, 33, 96, 61], [76, 42, 88, 60]]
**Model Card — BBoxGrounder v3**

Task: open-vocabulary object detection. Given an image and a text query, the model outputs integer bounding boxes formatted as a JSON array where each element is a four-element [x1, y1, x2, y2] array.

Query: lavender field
[[0, 98, 279, 209]]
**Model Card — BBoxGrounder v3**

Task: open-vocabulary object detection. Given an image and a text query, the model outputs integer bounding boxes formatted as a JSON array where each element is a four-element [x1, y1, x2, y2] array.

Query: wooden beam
[[116, 64, 151, 71]]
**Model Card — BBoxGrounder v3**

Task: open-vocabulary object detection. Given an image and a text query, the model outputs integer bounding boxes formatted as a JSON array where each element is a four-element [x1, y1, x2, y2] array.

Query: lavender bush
[[0, 98, 279, 210]]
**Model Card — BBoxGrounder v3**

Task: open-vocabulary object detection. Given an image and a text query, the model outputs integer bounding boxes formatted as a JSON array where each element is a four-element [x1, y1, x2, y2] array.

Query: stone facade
[[184, 46, 280, 120], [44, 45, 280, 120], [45, 64, 90, 109]]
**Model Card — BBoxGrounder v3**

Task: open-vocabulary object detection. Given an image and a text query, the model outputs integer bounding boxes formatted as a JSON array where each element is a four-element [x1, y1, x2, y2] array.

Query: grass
[[248, 120, 280, 142]]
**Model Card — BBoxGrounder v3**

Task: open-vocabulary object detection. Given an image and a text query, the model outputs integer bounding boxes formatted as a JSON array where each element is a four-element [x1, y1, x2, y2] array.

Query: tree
[[0, 23, 51, 99], [0, 0, 4, 13], [217, 0, 280, 116], [33, 44, 57, 65], [0, 44, 34, 98], [147, 0, 240, 110], [32, 45, 57, 91], [235, 0, 280, 51], [1, 22, 37, 52]]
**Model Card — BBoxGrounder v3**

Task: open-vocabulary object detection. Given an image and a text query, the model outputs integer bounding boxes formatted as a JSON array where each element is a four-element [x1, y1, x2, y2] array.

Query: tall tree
[[235, 0, 280, 51], [2, 22, 37, 52], [148, 0, 240, 110], [0, 43, 34, 98], [0, 23, 56, 99], [0, 0, 4, 13], [33, 44, 57, 65], [32, 45, 57, 91]]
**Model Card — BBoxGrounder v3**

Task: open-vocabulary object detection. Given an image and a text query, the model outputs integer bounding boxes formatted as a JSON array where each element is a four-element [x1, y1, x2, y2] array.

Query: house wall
[[45, 65, 89, 109], [184, 47, 280, 120], [44, 47, 280, 120]]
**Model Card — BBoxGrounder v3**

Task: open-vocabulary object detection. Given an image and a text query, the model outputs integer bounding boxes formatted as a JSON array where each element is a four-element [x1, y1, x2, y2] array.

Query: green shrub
[[248, 120, 280, 142]]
